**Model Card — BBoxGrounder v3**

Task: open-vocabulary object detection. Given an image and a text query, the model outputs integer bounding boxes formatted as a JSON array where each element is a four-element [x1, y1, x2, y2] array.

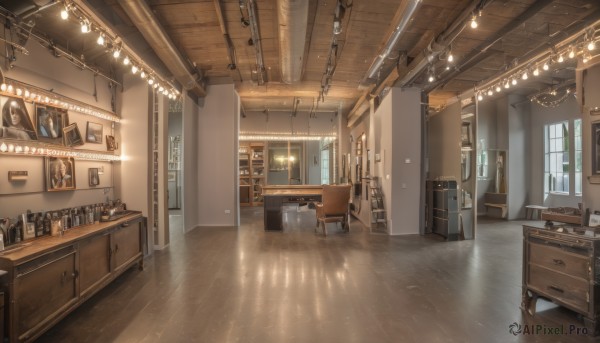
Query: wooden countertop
[[262, 185, 323, 196], [0, 211, 143, 264]]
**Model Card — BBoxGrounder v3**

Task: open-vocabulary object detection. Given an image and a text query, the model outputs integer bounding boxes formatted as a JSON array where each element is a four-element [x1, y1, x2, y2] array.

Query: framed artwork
[[89, 168, 99, 187], [35, 104, 68, 145], [106, 135, 117, 151], [63, 123, 84, 147], [593, 121, 600, 175], [45, 157, 76, 191], [86, 121, 103, 143], [0, 95, 38, 140], [461, 122, 472, 147]]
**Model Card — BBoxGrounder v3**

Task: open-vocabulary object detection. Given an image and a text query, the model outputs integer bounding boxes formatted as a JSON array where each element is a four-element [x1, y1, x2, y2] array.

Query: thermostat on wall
[[8, 171, 28, 181]]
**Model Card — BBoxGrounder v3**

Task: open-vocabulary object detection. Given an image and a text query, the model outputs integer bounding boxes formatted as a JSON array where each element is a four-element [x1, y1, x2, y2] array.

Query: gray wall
[[580, 59, 600, 214], [428, 102, 461, 180], [182, 94, 199, 232], [506, 95, 529, 219], [197, 84, 238, 226], [305, 141, 321, 184]]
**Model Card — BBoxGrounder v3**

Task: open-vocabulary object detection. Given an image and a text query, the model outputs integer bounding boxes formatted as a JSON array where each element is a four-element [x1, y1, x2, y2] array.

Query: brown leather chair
[[315, 184, 352, 236]]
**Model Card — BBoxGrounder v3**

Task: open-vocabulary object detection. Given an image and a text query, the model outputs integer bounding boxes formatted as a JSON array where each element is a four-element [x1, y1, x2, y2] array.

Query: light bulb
[[558, 54, 564, 63], [495, 85, 501, 92], [583, 54, 590, 63], [504, 81, 510, 89], [163, 90, 169, 95], [24, 90, 30, 97], [81, 21, 90, 33], [477, 93, 483, 101], [153, 83, 158, 89], [522, 72, 528, 80], [16, 88, 22, 96], [131, 65, 138, 74], [159, 86, 164, 92], [533, 68, 539, 76], [97, 34, 105, 46], [168, 94, 173, 99], [0, 143, 6, 152], [542, 62, 549, 71], [588, 41, 596, 51], [60, 8, 69, 20], [512, 78, 517, 86], [148, 79, 154, 85], [113, 49, 121, 58], [470, 16, 478, 29], [428, 75, 435, 83], [487, 90, 493, 96], [123, 56, 130, 65], [140, 71, 146, 78], [0, 84, 6, 92], [569, 48, 576, 59], [448, 53, 454, 62]]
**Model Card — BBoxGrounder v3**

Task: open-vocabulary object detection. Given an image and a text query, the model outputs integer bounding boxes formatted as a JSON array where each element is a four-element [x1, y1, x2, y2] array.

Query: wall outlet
[[224, 210, 231, 214]]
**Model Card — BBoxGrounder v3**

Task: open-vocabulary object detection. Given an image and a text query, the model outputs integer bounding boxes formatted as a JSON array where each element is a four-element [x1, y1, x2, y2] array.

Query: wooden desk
[[262, 185, 323, 230]]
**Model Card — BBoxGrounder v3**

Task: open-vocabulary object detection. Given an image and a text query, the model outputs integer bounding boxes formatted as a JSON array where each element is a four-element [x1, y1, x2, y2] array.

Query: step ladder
[[369, 177, 387, 233]]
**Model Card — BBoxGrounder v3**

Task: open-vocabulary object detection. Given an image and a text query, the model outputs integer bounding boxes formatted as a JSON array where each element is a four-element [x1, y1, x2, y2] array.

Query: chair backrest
[[321, 184, 351, 215]]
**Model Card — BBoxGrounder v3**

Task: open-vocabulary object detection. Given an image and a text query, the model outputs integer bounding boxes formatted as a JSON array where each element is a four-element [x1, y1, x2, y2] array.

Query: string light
[[521, 72, 528, 80], [557, 54, 564, 63], [131, 65, 138, 74], [588, 40, 596, 51], [80, 20, 90, 33], [123, 56, 130, 65], [60, 6, 69, 20], [487, 89, 493, 96], [533, 67, 540, 76], [511, 78, 517, 86], [495, 85, 501, 92], [542, 62, 549, 71], [569, 46, 576, 58], [112, 48, 121, 59], [240, 134, 336, 141], [470, 15, 478, 29], [97, 33, 105, 46]]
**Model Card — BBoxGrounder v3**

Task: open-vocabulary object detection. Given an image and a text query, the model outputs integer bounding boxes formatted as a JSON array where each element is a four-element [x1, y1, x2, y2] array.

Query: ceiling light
[[60, 7, 69, 20], [148, 78, 154, 85], [97, 33, 105, 46], [0, 84, 6, 92], [583, 54, 590, 63], [569, 47, 576, 59], [131, 65, 138, 74], [428, 75, 435, 83], [512, 78, 517, 86], [521, 72, 528, 80], [477, 93, 483, 101], [113, 49, 121, 59], [448, 52, 454, 63], [588, 40, 596, 51], [81, 20, 90, 33], [542, 62, 549, 71], [153, 83, 159, 89], [495, 85, 501, 92], [159, 86, 164, 92], [533, 68, 540, 76], [487, 89, 493, 96], [557, 54, 564, 63], [163, 90, 169, 95], [504, 81, 510, 89], [123, 56, 130, 65], [140, 71, 146, 79], [333, 19, 342, 35], [470, 15, 478, 29]]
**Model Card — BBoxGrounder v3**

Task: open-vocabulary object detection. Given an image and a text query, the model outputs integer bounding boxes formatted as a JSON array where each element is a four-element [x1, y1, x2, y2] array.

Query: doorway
[[168, 100, 184, 240]]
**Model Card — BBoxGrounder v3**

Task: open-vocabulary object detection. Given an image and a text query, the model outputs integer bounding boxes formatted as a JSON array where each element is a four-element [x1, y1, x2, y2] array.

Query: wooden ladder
[[369, 177, 387, 232]]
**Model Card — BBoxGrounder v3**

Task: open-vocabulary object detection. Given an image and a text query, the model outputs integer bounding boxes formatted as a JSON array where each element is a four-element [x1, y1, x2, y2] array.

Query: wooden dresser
[[522, 224, 600, 335]]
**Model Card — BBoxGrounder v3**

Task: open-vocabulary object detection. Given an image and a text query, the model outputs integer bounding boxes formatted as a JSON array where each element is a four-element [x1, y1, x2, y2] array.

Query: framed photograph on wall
[[63, 123, 84, 147], [45, 157, 76, 191], [89, 168, 99, 187], [106, 135, 117, 151], [86, 121, 103, 144], [35, 104, 68, 145], [0, 95, 38, 140], [593, 121, 600, 175]]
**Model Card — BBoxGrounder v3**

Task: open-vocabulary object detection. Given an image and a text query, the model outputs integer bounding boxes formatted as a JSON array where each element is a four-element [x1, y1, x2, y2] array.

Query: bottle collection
[[0, 199, 127, 250]]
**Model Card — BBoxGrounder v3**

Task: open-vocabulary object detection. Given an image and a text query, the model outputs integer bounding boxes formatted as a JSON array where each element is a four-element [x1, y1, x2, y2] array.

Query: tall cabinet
[[239, 142, 267, 206]]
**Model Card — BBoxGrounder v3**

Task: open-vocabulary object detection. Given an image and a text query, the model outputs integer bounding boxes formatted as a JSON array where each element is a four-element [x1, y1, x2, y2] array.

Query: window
[[321, 148, 330, 185], [544, 120, 582, 196]]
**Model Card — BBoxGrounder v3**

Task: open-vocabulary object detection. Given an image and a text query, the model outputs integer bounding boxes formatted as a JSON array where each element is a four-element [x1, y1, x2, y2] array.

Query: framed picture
[[461, 122, 472, 147], [593, 121, 600, 175], [0, 95, 38, 140], [89, 168, 99, 186], [106, 135, 117, 151], [45, 157, 76, 191], [63, 123, 84, 147], [86, 121, 103, 144], [35, 104, 68, 145]]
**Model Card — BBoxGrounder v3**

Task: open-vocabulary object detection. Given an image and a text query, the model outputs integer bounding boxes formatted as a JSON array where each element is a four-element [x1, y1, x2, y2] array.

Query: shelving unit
[[239, 145, 251, 207], [250, 143, 265, 205]]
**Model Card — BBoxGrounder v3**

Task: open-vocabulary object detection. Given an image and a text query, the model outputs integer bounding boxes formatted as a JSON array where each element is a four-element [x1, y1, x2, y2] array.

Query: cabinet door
[[15, 247, 77, 341], [112, 221, 142, 273], [79, 233, 111, 298]]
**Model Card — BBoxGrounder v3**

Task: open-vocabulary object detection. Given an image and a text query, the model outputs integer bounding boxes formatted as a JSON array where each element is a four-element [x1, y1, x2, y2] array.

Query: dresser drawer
[[529, 242, 589, 279], [529, 264, 589, 314]]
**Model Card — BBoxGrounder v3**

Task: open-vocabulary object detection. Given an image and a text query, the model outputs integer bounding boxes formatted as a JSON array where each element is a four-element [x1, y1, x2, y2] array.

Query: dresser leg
[[521, 289, 537, 316], [583, 316, 600, 336]]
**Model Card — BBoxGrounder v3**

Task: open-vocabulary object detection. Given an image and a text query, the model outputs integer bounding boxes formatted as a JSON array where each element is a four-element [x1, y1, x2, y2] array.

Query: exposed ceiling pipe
[[426, 0, 555, 91], [247, 0, 267, 85], [118, 0, 206, 97], [362, 0, 422, 83], [214, 0, 242, 80], [396, 0, 484, 87], [277, 0, 309, 84]]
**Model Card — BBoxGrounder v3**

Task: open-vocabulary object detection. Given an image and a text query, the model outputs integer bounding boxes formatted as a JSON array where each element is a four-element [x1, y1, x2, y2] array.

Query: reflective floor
[[37, 208, 598, 342]]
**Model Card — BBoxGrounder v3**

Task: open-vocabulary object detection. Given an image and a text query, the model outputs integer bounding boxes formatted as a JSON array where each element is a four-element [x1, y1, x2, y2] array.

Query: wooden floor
[[37, 206, 600, 342]]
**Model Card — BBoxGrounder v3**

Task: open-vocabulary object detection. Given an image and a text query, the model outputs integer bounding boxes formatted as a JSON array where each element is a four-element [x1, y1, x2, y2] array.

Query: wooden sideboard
[[522, 224, 600, 335], [0, 212, 146, 343], [262, 185, 323, 230]]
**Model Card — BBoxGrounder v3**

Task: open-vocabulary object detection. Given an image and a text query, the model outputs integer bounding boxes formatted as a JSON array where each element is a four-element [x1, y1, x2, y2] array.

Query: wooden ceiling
[[1, 0, 599, 119]]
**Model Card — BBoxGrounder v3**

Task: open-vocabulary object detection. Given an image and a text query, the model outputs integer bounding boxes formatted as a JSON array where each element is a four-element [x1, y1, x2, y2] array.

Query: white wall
[[579, 59, 600, 214], [182, 93, 199, 232], [506, 95, 529, 219], [197, 84, 237, 226]]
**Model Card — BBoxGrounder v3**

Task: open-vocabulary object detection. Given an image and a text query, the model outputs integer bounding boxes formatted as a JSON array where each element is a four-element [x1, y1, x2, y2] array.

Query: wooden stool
[[525, 205, 548, 220]]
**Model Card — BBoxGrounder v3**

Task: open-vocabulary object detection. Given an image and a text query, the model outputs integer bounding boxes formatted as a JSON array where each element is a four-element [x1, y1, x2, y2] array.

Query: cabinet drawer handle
[[548, 285, 564, 293], [552, 259, 565, 266]]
